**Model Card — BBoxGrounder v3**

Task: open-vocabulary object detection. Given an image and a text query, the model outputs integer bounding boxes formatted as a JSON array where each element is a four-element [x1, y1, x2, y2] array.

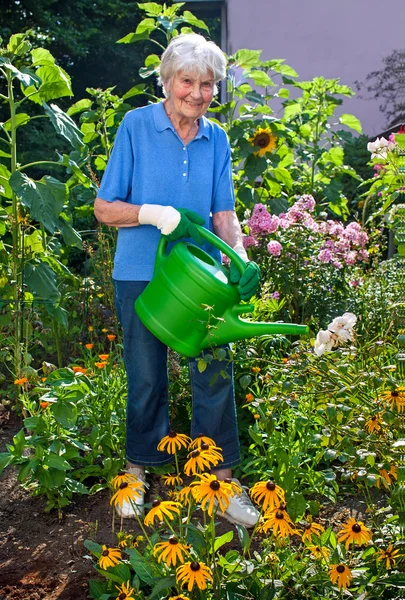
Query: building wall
[[226, 0, 405, 136]]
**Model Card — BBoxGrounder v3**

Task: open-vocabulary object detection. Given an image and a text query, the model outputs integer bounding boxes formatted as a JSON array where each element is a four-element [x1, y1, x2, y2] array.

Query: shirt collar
[[153, 101, 210, 140]]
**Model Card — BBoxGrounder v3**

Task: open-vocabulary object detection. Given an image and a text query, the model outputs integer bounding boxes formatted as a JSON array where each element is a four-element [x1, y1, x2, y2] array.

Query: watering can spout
[[203, 304, 308, 349]]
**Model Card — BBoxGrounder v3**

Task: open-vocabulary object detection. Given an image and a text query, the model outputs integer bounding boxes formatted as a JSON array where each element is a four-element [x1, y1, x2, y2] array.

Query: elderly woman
[[94, 33, 260, 527]]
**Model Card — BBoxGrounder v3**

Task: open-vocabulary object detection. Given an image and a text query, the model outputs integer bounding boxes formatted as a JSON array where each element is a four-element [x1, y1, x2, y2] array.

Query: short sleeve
[[211, 136, 235, 214], [97, 115, 134, 202]]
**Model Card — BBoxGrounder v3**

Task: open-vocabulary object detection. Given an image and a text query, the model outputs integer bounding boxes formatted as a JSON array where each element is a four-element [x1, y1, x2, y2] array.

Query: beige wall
[[226, 0, 405, 136]]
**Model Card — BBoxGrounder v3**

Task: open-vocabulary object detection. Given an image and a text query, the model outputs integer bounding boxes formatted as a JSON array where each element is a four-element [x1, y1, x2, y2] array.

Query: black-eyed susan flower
[[250, 127, 277, 156], [111, 471, 142, 489], [301, 520, 325, 542], [110, 480, 144, 508], [98, 545, 122, 570], [259, 509, 298, 537], [177, 485, 197, 505], [365, 413, 383, 433], [162, 474, 184, 487], [115, 581, 135, 600], [376, 464, 397, 489], [337, 517, 372, 549], [329, 564, 352, 589], [157, 431, 191, 454], [183, 448, 220, 476], [306, 544, 330, 560], [168, 595, 190, 600], [250, 480, 285, 512], [376, 544, 400, 569], [199, 442, 223, 463], [381, 387, 405, 412], [116, 532, 133, 549], [188, 434, 216, 449], [191, 473, 235, 516], [176, 561, 213, 591], [144, 500, 181, 527], [153, 535, 188, 566]]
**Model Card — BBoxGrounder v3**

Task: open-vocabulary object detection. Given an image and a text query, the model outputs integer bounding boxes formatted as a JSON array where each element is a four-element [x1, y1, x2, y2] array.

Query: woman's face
[[165, 70, 215, 120]]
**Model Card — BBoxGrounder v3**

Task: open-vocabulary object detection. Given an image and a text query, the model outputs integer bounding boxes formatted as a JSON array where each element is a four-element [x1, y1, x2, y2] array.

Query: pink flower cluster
[[244, 195, 369, 267]]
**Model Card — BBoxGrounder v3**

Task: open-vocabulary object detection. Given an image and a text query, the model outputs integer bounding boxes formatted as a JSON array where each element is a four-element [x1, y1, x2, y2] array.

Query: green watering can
[[135, 226, 308, 358]]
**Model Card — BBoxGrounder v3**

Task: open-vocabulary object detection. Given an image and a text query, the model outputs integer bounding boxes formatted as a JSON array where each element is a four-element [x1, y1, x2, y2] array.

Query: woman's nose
[[190, 82, 202, 98]]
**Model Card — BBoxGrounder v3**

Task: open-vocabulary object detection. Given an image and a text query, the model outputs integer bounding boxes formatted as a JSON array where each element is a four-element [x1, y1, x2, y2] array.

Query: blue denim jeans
[[113, 280, 241, 469]]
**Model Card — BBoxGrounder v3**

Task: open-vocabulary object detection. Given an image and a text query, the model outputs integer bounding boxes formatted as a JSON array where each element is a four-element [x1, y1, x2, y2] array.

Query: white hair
[[158, 33, 227, 95]]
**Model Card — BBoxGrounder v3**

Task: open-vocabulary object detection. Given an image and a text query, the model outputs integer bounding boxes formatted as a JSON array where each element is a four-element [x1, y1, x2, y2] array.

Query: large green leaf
[[117, 31, 150, 44], [36, 65, 73, 101], [43, 102, 84, 150], [57, 215, 82, 248], [66, 98, 92, 116], [136, 17, 157, 34], [248, 70, 274, 87], [339, 113, 362, 134], [7, 34, 31, 56], [137, 2, 163, 16], [10, 172, 67, 233], [234, 49, 262, 68], [52, 400, 78, 429], [24, 260, 60, 302], [3, 113, 30, 131], [31, 48, 55, 67], [46, 304, 69, 330], [183, 10, 209, 31], [0, 59, 33, 86]]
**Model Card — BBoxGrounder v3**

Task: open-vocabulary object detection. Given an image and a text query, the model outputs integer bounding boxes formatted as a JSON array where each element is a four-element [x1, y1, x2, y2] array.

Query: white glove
[[232, 240, 249, 262], [138, 204, 181, 235]]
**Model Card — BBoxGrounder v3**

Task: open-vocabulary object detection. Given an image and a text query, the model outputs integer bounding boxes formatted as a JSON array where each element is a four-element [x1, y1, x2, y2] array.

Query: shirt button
[[183, 147, 186, 151], [183, 173, 186, 176], [184, 160, 187, 164]]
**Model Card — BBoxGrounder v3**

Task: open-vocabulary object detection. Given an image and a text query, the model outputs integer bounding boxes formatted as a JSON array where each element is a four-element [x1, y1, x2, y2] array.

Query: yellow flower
[[95, 361, 107, 369], [184, 448, 221, 476], [376, 465, 397, 489], [250, 480, 285, 512], [168, 596, 190, 600], [188, 435, 216, 449], [301, 520, 325, 543], [144, 500, 181, 527], [157, 431, 191, 454], [176, 561, 213, 591], [376, 544, 400, 569], [176, 485, 197, 505], [250, 127, 277, 156], [245, 393, 254, 402], [115, 581, 135, 600], [14, 377, 28, 385], [381, 387, 405, 412], [162, 474, 184, 487], [337, 517, 372, 549], [116, 532, 133, 549], [253, 414, 260, 419], [111, 471, 141, 489], [365, 412, 383, 433], [110, 481, 144, 508], [153, 535, 189, 566], [329, 564, 352, 589], [85, 343, 94, 350], [107, 334, 116, 341], [259, 508, 298, 537], [191, 473, 236, 516], [99, 354, 109, 361], [88, 325, 94, 332], [98, 544, 122, 570], [102, 328, 108, 333], [306, 544, 330, 560]]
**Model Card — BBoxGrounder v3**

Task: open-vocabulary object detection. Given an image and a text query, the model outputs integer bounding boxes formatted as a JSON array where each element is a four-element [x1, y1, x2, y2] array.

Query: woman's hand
[[139, 205, 205, 244], [229, 261, 261, 301]]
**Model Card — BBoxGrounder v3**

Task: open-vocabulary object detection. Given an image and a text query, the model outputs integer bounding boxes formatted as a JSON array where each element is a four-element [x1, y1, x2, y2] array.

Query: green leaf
[[283, 102, 302, 120], [2, 113, 30, 131], [10, 172, 67, 233], [43, 102, 84, 150], [52, 400, 78, 429], [138, 2, 163, 16], [89, 579, 108, 600], [136, 18, 157, 35], [84, 539, 103, 555], [287, 492, 306, 521], [183, 10, 209, 31], [0, 164, 13, 198], [66, 98, 92, 116], [7, 34, 31, 56], [272, 167, 293, 189], [127, 548, 155, 584], [117, 31, 150, 44], [12, 428, 26, 457], [148, 576, 177, 599], [57, 215, 82, 248], [31, 48, 55, 67], [24, 230, 45, 256], [122, 84, 146, 100], [45, 454, 72, 471], [235, 524, 250, 551], [65, 478, 89, 495], [214, 530, 234, 551], [239, 374, 251, 390], [36, 65, 73, 101], [197, 358, 207, 373], [24, 261, 60, 302], [339, 113, 362, 134], [248, 70, 274, 87], [0, 452, 14, 474], [234, 49, 262, 68]]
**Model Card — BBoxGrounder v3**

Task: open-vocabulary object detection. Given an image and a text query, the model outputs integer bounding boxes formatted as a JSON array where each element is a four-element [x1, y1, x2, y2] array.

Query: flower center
[[304, 523, 312, 530], [371, 416, 377, 421], [191, 450, 200, 458], [168, 430, 177, 438], [190, 561, 201, 571], [119, 482, 128, 489], [102, 549, 109, 556], [169, 536, 178, 545], [275, 511, 284, 520], [117, 471, 125, 476], [210, 480, 220, 491], [337, 565, 345, 573], [201, 442, 209, 450], [266, 481, 276, 491], [119, 594, 127, 600], [352, 523, 361, 533], [392, 391, 399, 397], [278, 502, 287, 511], [254, 132, 270, 148], [152, 499, 161, 508]]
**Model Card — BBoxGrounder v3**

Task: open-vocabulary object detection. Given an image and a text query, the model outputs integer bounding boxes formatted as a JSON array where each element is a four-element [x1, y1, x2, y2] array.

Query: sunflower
[[365, 412, 383, 433], [381, 387, 405, 412], [144, 500, 181, 527], [98, 545, 122, 570], [183, 448, 221, 476], [376, 544, 400, 569], [301, 520, 325, 542], [162, 474, 184, 487], [191, 473, 235, 515], [329, 564, 352, 589], [115, 581, 135, 600], [306, 544, 330, 560], [250, 480, 285, 512], [188, 434, 216, 449], [153, 535, 189, 566], [110, 480, 144, 508], [157, 431, 191, 454], [337, 517, 372, 549], [259, 509, 298, 537], [176, 561, 213, 591], [250, 127, 277, 157]]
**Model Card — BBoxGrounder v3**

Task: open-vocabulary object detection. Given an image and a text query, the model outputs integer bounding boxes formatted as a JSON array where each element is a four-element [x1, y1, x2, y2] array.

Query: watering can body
[[135, 226, 308, 357]]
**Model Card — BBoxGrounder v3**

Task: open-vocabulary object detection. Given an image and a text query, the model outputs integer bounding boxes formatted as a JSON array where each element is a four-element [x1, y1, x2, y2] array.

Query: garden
[[0, 3, 404, 599]]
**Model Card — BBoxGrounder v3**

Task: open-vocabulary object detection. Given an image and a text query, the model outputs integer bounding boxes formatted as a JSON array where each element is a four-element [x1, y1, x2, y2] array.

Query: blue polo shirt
[[97, 101, 235, 281]]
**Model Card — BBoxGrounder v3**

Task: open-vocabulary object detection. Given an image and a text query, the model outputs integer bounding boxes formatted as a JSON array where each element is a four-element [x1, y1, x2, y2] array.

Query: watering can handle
[[155, 224, 247, 275]]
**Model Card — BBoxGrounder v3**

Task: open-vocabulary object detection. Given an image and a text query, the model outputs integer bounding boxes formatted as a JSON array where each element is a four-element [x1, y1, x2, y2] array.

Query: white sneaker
[[218, 478, 259, 528], [115, 467, 148, 519]]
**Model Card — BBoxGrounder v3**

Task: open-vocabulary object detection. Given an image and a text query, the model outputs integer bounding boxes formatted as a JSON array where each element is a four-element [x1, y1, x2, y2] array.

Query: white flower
[[328, 312, 357, 343], [367, 137, 395, 159], [314, 329, 335, 356]]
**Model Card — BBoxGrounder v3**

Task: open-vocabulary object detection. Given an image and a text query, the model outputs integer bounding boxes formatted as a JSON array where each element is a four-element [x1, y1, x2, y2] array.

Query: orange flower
[[95, 361, 107, 369], [85, 343, 94, 350], [72, 366, 87, 374], [40, 401, 49, 409], [107, 334, 116, 341], [14, 377, 28, 385], [252, 367, 261, 373], [99, 354, 109, 361], [253, 414, 260, 419], [245, 393, 254, 402]]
